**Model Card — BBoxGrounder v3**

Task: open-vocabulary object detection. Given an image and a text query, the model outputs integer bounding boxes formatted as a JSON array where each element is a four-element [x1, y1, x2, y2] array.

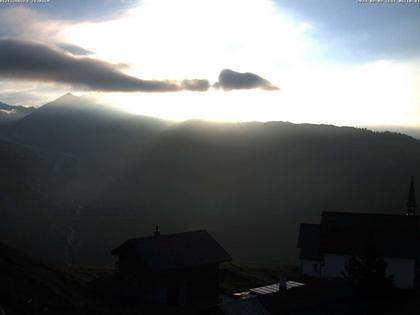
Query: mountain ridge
[[0, 101, 36, 125], [1, 94, 420, 267]]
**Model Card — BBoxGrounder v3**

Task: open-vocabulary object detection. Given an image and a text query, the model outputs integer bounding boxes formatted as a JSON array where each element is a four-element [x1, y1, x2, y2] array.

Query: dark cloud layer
[[0, 40, 279, 94], [181, 79, 211, 92], [0, 39, 185, 92], [215, 69, 279, 91]]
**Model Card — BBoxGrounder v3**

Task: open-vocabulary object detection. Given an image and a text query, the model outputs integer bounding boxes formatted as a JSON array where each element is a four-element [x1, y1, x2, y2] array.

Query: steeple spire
[[154, 225, 160, 237], [407, 176, 417, 216]]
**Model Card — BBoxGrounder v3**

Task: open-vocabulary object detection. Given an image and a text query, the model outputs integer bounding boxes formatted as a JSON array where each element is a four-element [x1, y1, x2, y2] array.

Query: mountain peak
[[55, 93, 79, 102], [45, 93, 83, 109]]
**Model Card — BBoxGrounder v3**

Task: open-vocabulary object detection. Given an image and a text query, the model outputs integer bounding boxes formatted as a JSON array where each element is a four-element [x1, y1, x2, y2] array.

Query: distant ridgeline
[[0, 102, 35, 125], [0, 93, 419, 267]]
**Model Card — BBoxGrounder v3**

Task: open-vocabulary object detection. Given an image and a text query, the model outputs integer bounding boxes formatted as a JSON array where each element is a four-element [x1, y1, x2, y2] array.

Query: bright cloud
[[63, 0, 312, 81]]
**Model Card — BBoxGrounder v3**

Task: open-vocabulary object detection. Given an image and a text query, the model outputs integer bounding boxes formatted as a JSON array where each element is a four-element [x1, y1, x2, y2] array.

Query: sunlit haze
[[1, 0, 420, 127]]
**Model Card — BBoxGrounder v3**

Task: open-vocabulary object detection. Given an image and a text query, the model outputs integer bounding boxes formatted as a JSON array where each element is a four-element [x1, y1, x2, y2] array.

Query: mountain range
[[1, 94, 419, 267], [0, 102, 35, 125]]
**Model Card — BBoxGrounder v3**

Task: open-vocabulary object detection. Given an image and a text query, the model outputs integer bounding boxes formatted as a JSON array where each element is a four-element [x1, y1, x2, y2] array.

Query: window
[[313, 263, 318, 273]]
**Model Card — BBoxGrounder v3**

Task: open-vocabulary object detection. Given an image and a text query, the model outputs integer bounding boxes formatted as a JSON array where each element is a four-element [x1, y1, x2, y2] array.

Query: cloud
[[26, 0, 139, 22], [0, 40, 276, 95], [0, 79, 76, 107], [0, 39, 203, 93], [181, 79, 210, 92], [215, 69, 279, 91], [0, 7, 68, 43], [56, 43, 94, 56]]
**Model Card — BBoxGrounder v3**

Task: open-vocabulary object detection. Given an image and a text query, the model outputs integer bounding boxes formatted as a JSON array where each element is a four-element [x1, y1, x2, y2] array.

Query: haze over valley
[[0, 93, 419, 267]]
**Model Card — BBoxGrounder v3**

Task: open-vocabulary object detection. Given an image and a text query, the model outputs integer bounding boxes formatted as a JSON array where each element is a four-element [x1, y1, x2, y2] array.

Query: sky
[[0, 0, 420, 127]]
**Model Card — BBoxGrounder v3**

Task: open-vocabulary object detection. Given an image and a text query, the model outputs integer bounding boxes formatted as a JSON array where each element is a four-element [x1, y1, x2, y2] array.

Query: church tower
[[407, 176, 417, 216]]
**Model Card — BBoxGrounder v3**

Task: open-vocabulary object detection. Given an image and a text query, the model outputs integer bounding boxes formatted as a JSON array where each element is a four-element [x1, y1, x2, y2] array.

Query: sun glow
[[100, 58, 416, 126], [61, 0, 420, 127], [96, 59, 418, 126], [64, 0, 310, 81], [100, 90, 282, 122]]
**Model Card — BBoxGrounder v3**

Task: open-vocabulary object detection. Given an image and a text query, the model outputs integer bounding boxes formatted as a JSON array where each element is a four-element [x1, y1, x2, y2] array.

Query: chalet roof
[[222, 280, 366, 315], [298, 212, 420, 260], [111, 230, 232, 272], [297, 224, 321, 260], [320, 212, 419, 259]]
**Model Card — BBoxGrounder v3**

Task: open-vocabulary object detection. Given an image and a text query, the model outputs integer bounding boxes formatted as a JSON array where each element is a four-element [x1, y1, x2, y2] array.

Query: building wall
[[319, 253, 415, 289], [321, 253, 350, 278], [151, 287, 168, 305], [301, 259, 322, 278], [116, 255, 221, 306]]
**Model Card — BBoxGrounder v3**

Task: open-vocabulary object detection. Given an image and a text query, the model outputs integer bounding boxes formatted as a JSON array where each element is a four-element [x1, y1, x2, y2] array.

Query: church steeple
[[154, 225, 161, 237], [407, 176, 417, 216]]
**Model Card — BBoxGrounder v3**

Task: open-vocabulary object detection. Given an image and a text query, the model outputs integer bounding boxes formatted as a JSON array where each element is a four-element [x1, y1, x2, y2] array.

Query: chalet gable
[[111, 229, 232, 272], [320, 212, 419, 259]]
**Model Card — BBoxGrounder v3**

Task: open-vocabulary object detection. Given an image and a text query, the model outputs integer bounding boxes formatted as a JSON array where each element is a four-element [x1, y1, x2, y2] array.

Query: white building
[[297, 211, 419, 289]]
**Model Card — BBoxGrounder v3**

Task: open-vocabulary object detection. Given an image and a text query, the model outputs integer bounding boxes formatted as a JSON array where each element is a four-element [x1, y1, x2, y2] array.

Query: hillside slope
[[79, 121, 420, 266], [7, 93, 169, 205], [0, 241, 84, 314]]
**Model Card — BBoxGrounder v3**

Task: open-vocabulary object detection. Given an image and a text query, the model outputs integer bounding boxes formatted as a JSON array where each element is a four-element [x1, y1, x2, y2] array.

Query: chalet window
[[313, 263, 318, 273]]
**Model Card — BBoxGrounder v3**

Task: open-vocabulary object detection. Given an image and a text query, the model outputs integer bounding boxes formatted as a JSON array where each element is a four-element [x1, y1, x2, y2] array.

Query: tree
[[342, 252, 394, 297]]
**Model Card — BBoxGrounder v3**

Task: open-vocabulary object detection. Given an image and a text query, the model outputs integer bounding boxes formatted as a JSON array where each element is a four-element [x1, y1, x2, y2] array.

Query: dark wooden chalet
[[111, 228, 231, 307]]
